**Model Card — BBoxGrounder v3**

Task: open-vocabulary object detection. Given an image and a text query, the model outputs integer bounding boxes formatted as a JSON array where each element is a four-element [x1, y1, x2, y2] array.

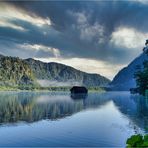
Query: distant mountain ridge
[[25, 58, 110, 87], [0, 54, 110, 88], [110, 53, 148, 90]]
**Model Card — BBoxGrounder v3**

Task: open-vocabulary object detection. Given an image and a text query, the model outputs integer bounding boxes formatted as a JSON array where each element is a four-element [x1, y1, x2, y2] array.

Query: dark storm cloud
[[13, 1, 148, 32], [0, 1, 148, 64]]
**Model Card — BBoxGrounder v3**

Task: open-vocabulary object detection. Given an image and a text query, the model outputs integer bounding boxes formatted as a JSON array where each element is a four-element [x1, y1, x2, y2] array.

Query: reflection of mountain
[[0, 92, 148, 132]]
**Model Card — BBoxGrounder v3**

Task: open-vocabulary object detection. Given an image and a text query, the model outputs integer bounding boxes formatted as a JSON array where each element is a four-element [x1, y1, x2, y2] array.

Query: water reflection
[[71, 93, 87, 100], [0, 92, 109, 124], [0, 91, 147, 133]]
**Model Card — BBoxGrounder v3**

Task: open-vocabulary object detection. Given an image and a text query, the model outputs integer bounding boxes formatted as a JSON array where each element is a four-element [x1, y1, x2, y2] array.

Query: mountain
[[0, 55, 110, 88], [25, 58, 110, 87], [110, 53, 148, 91]]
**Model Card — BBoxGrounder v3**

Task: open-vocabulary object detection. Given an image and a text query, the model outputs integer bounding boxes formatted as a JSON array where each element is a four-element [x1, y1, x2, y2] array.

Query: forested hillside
[[0, 55, 110, 90], [0, 55, 34, 87]]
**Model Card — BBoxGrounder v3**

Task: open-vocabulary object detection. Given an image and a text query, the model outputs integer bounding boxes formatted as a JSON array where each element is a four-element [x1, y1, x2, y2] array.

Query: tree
[[145, 39, 148, 46], [135, 62, 148, 95], [135, 40, 148, 95]]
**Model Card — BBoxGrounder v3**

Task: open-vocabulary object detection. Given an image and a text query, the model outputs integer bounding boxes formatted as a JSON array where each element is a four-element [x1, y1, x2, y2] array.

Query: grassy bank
[[0, 85, 106, 92]]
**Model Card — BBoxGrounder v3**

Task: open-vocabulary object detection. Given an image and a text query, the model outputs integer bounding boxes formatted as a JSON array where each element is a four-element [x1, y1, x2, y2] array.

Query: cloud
[[18, 43, 61, 58], [0, 2, 51, 31], [0, 39, 61, 59], [134, 0, 148, 5], [0, 20, 26, 31], [110, 27, 147, 49], [68, 11, 105, 44]]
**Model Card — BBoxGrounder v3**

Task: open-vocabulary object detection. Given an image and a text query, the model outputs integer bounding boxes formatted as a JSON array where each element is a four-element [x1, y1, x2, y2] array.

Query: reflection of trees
[[111, 93, 148, 133], [0, 92, 110, 124], [0, 92, 36, 123], [133, 95, 148, 116], [130, 95, 148, 132]]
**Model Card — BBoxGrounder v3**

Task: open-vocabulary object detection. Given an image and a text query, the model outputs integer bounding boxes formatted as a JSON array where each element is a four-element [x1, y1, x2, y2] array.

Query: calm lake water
[[0, 91, 147, 147]]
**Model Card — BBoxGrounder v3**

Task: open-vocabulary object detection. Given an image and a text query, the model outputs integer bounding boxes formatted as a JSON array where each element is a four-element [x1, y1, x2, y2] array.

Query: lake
[[0, 91, 147, 147]]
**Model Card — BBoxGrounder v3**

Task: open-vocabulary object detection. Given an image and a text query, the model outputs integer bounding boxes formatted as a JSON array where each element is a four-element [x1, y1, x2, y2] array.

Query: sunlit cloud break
[[110, 27, 147, 49], [0, 3, 51, 31], [18, 43, 61, 58]]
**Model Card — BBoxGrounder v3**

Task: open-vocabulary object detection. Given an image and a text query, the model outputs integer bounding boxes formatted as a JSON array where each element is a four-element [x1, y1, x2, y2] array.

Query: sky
[[0, 0, 148, 80]]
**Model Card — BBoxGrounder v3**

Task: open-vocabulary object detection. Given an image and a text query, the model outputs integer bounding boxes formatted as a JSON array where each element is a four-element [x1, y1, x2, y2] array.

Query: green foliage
[[126, 134, 148, 147], [126, 134, 143, 147], [135, 61, 148, 95], [0, 56, 35, 87], [87, 86, 105, 92]]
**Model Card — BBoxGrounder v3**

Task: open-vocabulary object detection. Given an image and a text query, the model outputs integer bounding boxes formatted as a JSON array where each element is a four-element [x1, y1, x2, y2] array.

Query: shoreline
[[0, 87, 106, 93]]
